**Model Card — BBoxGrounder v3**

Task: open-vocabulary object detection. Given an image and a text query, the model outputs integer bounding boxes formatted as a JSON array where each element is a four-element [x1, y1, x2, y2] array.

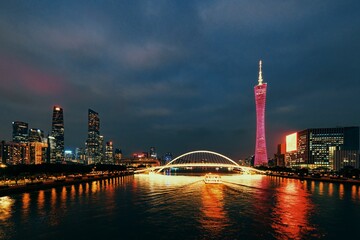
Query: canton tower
[[254, 60, 268, 165]]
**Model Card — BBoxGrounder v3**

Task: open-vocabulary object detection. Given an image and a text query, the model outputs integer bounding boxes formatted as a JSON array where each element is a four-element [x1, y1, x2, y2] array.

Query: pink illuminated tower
[[254, 60, 268, 165]]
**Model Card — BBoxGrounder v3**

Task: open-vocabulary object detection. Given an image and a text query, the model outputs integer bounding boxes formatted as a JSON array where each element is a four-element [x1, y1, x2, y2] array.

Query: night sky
[[1, 1, 359, 160]]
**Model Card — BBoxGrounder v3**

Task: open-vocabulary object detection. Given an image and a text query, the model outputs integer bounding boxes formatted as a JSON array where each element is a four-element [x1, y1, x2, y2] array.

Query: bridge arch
[[155, 150, 241, 173]]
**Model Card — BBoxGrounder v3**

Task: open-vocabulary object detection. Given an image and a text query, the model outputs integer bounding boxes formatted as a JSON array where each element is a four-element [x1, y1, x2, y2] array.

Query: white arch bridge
[[134, 150, 265, 174]]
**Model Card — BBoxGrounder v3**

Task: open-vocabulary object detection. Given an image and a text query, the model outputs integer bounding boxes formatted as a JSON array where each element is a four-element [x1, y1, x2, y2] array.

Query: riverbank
[[266, 172, 360, 185], [0, 171, 134, 197]]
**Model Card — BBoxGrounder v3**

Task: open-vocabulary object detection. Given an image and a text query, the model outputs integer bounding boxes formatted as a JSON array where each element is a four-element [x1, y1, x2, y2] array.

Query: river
[[0, 173, 359, 240]]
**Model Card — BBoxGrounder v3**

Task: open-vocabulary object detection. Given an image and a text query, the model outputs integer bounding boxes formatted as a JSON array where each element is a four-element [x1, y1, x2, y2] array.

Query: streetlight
[[0, 163, 7, 186]]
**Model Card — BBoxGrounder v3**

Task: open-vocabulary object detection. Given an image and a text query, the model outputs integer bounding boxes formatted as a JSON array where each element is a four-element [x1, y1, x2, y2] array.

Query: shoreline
[[0, 172, 134, 197], [2, 172, 359, 197], [266, 173, 360, 185]]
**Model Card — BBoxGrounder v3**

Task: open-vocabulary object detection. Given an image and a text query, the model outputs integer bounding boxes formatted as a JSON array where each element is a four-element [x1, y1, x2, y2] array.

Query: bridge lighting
[[133, 150, 265, 174]]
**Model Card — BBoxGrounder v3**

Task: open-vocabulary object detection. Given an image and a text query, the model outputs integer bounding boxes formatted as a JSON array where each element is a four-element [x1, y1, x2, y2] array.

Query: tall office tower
[[29, 128, 46, 164], [149, 147, 157, 159], [85, 109, 101, 164], [50, 106, 64, 163], [28, 128, 44, 142], [74, 147, 86, 164], [105, 141, 114, 164], [254, 60, 268, 166], [163, 152, 173, 162], [99, 135, 104, 161], [12, 121, 28, 143], [114, 148, 122, 163]]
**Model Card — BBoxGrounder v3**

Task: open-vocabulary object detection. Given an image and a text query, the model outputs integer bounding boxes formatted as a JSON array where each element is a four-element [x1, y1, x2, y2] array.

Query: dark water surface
[[1, 174, 360, 240]]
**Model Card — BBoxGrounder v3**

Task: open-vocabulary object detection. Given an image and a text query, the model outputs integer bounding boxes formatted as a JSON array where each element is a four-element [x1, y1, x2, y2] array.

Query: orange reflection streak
[[79, 183, 84, 195], [60, 186, 68, 214], [318, 182, 324, 196], [70, 185, 76, 201], [61, 186, 67, 201], [328, 183, 334, 197], [0, 196, 14, 221], [310, 181, 315, 193], [91, 181, 99, 193], [37, 190, 45, 211], [49, 188, 58, 225], [85, 183, 89, 194], [351, 185, 357, 201], [51, 188, 57, 206], [22, 193, 31, 218], [272, 180, 315, 239], [200, 183, 228, 237], [339, 184, 344, 200]]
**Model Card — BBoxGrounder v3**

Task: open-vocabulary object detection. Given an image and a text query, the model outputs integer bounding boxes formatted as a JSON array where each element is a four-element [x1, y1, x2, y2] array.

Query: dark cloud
[[0, 0, 359, 160]]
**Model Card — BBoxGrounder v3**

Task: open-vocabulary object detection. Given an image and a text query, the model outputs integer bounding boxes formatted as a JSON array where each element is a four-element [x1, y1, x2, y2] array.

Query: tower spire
[[258, 60, 263, 85]]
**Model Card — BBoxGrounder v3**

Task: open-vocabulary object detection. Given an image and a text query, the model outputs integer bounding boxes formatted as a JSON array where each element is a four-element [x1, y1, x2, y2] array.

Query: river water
[[1, 173, 360, 240]]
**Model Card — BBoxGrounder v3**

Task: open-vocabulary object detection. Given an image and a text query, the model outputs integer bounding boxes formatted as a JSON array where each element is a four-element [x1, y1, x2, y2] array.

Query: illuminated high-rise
[[28, 128, 44, 142], [50, 106, 64, 163], [254, 60, 268, 165], [85, 109, 102, 164], [105, 140, 114, 164], [12, 121, 28, 143], [150, 147, 157, 159], [286, 127, 359, 170]]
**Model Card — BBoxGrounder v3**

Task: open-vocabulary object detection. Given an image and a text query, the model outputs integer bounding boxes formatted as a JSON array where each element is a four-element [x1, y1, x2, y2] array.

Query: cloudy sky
[[0, 0, 359, 159]]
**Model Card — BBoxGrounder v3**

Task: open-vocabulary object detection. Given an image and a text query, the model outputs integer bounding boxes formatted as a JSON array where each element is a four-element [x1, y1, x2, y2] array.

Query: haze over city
[[1, 1, 359, 159]]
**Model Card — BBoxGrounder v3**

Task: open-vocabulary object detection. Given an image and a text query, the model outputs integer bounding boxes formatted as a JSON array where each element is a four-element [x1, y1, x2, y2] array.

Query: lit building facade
[[333, 150, 359, 171], [163, 152, 172, 162], [114, 148, 122, 164], [274, 143, 286, 167], [254, 60, 268, 165], [29, 142, 44, 164], [85, 109, 102, 164], [105, 141, 114, 164], [1, 141, 29, 165], [150, 147, 157, 159], [75, 147, 86, 164], [28, 128, 48, 164], [12, 121, 28, 143], [286, 127, 359, 170], [50, 106, 64, 163], [28, 128, 44, 143]]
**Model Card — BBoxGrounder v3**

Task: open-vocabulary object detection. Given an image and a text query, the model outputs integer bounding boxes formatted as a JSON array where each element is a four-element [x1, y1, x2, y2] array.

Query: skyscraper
[[150, 147, 157, 159], [50, 105, 64, 163], [286, 127, 359, 170], [105, 140, 114, 164], [28, 128, 44, 142], [12, 121, 28, 143], [85, 109, 102, 164], [254, 60, 268, 165]]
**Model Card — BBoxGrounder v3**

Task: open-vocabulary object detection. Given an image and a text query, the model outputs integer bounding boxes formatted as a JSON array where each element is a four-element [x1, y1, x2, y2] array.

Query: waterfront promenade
[[0, 171, 134, 197], [2, 169, 360, 198], [266, 171, 360, 185]]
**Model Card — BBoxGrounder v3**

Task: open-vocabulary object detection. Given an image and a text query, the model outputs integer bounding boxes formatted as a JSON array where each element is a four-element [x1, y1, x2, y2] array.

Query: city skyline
[[1, 1, 360, 159]]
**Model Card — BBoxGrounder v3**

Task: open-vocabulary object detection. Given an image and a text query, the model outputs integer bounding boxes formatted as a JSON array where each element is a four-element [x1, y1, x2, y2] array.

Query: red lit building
[[254, 60, 268, 166]]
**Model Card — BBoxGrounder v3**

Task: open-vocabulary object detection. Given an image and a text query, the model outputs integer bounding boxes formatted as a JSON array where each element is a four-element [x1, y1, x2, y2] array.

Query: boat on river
[[203, 173, 222, 184]]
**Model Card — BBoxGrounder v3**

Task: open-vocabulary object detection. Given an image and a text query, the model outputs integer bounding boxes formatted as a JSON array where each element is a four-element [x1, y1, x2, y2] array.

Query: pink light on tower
[[254, 60, 268, 165]]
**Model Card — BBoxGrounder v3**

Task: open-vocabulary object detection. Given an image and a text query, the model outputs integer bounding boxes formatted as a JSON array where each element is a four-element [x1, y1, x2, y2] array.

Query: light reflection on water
[[200, 184, 228, 239], [0, 174, 359, 239]]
